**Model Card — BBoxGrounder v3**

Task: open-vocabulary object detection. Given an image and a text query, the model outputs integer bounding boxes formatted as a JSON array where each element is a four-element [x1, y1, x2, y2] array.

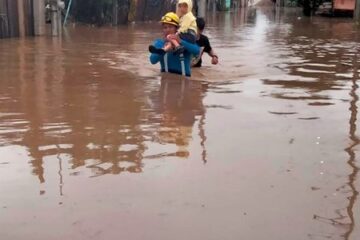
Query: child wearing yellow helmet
[[175, 0, 198, 43], [149, 0, 197, 55]]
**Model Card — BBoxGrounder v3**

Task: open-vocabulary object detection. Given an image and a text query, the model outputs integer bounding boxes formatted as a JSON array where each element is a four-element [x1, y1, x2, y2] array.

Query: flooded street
[[1, 7, 360, 240]]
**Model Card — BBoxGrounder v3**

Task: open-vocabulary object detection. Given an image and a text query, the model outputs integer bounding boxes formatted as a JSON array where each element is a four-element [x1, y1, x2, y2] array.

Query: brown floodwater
[[1, 7, 360, 240]]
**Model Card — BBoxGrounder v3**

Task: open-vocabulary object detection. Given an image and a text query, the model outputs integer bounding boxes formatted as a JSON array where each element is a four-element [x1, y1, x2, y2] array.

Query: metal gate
[[0, 0, 35, 38]]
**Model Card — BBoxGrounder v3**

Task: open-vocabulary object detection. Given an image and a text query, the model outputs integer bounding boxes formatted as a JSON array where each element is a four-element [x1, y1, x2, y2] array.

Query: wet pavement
[[0, 7, 360, 240]]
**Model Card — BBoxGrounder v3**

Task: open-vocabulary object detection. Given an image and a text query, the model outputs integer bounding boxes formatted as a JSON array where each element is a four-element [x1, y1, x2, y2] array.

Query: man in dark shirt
[[192, 18, 219, 68]]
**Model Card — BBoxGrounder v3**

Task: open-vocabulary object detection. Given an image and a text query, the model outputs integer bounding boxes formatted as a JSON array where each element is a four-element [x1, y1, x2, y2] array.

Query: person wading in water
[[192, 18, 219, 68], [149, 12, 200, 77]]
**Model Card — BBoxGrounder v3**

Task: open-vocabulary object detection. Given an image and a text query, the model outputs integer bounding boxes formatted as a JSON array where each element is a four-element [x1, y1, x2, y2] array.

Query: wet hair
[[196, 18, 206, 31]]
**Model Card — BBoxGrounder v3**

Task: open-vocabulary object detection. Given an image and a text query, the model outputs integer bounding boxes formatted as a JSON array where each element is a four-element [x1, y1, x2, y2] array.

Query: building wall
[[334, 0, 355, 10]]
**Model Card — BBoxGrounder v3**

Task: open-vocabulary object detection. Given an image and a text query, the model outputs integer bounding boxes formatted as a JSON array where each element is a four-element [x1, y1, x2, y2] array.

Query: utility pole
[[197, 0, 207, 17], [33, 0, 46, 36], [276, 0, 282, 8], [355, 0, 360, 22], [50, 0, 64, 36], [57, 1, 62, 35], [50, 0, 58, 36], [17, 0, 25, 37], [208, 0, 217, 13], [275, 0, 281, 22], [113, 0, 119, 26]]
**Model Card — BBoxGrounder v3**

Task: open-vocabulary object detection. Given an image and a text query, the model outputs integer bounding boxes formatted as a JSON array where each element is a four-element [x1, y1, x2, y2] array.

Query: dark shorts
[[179, 29, 197, 44]]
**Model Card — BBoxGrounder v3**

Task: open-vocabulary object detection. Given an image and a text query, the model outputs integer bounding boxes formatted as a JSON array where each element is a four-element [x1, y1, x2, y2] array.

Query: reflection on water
[[343, 54, 359, 240], [0, 7, 360, 240], [0, 58, 207, 178]]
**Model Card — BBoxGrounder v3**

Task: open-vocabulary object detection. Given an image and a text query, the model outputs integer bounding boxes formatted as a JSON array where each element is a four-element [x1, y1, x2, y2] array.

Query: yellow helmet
[[160, 12, 179, 27]]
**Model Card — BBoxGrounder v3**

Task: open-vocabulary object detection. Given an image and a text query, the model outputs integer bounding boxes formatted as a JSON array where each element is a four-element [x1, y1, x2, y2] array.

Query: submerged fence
[[0, 0, 250, 39]]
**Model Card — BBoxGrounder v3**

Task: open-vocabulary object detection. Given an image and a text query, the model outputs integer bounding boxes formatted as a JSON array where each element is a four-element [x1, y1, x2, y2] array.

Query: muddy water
[[1, 7, 360, 240]]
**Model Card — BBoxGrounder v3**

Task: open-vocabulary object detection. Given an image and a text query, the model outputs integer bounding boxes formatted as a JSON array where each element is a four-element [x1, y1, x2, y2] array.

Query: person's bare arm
[[208, 49, 218, 65]]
